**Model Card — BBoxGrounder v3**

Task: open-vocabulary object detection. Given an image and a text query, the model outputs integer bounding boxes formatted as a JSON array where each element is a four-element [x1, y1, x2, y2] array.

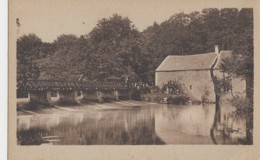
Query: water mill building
[[155, 46, 246, 102]]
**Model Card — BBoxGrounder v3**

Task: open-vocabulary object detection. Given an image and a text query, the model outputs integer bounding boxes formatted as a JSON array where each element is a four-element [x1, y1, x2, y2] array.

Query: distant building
[[155, 46, 246, 102]]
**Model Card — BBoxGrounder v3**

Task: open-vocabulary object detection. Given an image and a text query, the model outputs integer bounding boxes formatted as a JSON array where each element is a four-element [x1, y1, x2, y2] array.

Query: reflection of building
[[155, 46, 246, 102], [154, 105, 215, 144]]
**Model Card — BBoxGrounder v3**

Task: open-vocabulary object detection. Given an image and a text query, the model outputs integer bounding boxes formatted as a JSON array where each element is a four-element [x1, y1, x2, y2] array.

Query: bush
[[131, 89, 141, 100], [167, 95, 189, 105], [150, 86, 160, 93], [230, 95, 253, 113], [141, 93, 189, 105], [160, 80, 183, 95], [138, 87, 151, 94]]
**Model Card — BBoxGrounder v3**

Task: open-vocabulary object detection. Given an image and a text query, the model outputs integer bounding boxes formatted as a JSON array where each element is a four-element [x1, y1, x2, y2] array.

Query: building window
[[190, 85, 192, 90]]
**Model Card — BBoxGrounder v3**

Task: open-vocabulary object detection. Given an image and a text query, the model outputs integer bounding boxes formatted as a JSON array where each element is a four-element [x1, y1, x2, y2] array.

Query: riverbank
[[17, 100, 158, 116], [141, 93, 189, 104]]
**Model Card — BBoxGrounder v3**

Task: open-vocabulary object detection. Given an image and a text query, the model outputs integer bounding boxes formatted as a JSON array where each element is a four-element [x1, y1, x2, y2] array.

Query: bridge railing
[[17, 80, 130, 91]]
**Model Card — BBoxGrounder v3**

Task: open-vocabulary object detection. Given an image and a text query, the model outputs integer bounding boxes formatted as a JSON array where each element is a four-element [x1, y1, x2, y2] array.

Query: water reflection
[[154, 105, 215, 144], [210, 103, 248, 145], [17, 102, 246, 145]]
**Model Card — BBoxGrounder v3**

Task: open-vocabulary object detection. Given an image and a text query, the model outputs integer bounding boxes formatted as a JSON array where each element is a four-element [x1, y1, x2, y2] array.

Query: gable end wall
[[155, 70, 215, 102]]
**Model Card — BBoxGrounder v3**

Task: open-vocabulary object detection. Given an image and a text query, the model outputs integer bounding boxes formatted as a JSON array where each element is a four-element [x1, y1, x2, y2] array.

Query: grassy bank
[[141, 93, 189, 105]]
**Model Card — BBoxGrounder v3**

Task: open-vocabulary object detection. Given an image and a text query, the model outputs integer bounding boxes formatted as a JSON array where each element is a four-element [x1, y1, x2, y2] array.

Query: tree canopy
[[17, 8, 253, 90]]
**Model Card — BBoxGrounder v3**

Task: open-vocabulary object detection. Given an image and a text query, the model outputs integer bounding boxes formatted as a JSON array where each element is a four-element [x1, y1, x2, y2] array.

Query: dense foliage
[[17, 9, 253, 91]]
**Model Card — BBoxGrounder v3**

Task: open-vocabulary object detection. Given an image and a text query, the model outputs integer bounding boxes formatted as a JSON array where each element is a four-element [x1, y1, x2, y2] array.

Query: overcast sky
[[13, 0, 254, 42]]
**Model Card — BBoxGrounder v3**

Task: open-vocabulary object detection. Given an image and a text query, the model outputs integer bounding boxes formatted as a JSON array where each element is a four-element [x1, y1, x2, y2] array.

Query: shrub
[[141, 93, 189, 105], [230, 95, 253, 113], [131, 89, 141, 100], [160, 80, 183, 95], [168, 95, 189, 105], [150, 86, 160, 93]]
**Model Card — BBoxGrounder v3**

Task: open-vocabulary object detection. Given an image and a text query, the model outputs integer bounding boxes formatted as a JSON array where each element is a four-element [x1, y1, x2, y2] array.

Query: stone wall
[[82, 90, 132, 103], [82, 90, 103, 103], [155, 70, 246, 103], [155, 70, 215, 102], [118, 90, 132, 100], [101, 90, 119, 101], [28, 91, 51, 105], [58, 90, 80, 104]]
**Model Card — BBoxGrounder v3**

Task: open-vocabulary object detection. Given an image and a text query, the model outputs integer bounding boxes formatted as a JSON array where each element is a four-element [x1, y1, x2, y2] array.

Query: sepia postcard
[[8, 0, 260, 159]]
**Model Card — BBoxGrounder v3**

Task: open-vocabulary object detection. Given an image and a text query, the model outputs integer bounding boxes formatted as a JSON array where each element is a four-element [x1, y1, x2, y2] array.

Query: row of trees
[[17, 8, 253, 99]]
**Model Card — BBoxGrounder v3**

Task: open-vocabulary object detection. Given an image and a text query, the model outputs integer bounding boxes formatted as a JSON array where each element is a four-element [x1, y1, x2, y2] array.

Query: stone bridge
[[17, 80, 133, 105]]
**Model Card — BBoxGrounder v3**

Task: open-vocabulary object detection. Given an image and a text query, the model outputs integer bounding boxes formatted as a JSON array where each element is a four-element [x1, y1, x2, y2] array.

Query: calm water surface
[[17, 101, 246, 145]]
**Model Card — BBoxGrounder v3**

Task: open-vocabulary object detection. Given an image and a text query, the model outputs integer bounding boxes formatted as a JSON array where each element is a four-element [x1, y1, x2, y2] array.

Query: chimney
[[214, 45, 219, 54]]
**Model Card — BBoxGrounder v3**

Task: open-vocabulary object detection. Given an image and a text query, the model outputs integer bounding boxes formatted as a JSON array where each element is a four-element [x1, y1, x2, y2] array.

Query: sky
[[13, 0, 254, 42]]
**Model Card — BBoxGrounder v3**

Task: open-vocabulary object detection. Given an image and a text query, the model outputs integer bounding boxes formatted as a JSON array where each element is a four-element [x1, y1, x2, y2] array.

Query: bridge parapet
[[17, 80, 130, 91], [17, 80, 133, 106]]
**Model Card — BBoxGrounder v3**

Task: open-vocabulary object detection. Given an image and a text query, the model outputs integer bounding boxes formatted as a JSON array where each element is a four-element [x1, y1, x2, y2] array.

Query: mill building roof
[[155, 51, 232, 72]]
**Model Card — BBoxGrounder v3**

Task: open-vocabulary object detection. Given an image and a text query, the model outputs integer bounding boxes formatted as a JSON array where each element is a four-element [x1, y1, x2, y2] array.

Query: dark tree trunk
[[245, 75, 253, 144], [246, 111, 253, 144], [209, 64, 222, 144], [246, 75, 253, 104], [210, 94, 221, 144], [214, 94, 221, 124]]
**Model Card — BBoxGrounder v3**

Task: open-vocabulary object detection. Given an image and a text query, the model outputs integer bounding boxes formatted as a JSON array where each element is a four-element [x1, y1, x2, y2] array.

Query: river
[[17, 101, 246, 145]]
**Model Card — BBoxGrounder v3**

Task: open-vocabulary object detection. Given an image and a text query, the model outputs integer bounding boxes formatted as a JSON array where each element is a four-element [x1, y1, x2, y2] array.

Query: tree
[[219, 8, 253, 144], [220, 8, 253, 103], [38, 34, 81, 80], [85, 14, 140, 81], [17, 34, 43, 81]]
